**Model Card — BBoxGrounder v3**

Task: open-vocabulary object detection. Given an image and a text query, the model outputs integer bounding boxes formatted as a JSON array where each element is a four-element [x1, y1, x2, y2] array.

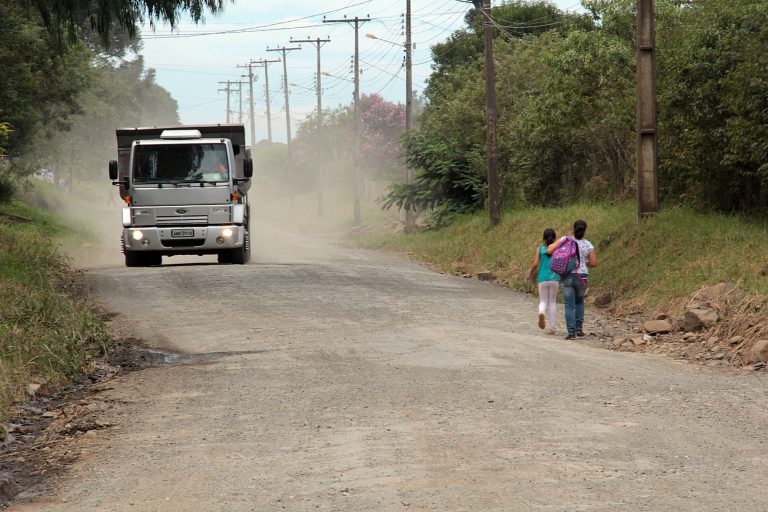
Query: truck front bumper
[[122, 225, 245, 254]]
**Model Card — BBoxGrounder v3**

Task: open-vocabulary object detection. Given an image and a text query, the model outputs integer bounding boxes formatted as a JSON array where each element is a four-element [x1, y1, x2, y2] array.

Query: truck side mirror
[[232, 144, 240, 156], [243, 157, 253, 178], [108, 160, 119, 180]]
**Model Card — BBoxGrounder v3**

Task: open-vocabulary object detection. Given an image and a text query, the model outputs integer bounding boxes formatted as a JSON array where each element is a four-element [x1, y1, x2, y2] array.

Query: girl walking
[[527, 228, 559, 335], [547, 220, 597, 340]]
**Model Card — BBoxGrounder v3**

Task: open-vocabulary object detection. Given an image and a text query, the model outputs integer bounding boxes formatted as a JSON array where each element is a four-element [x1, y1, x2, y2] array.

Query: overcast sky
[[139, 0, 586, 144]]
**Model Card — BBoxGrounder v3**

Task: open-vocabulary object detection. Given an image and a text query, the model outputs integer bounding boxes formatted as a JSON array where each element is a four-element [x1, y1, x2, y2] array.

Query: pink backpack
[[549, 236, 580, 277]]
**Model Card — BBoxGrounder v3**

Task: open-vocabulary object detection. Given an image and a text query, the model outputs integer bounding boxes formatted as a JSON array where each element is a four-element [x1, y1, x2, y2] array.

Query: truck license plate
[[171, 229, 194, 238]]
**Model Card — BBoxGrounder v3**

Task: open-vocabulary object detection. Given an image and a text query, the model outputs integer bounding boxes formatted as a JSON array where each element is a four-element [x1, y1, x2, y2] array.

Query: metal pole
[[353, 21, 361, 226], [238, 81, 244, 124], [238, 61, 257, 148], [264, 63, 273, 142], [324, 16, 371, 227], [637, 0, 659, 217], [252, 59, 280, 143], [482, 0, 500, 227], [291, 37, 331, 218], [267, 47, 300, 147], [317, 43, 324, 217], [404, 0, 415, 232], [218, 80, 232, 124], [249, 63, 255, 148]]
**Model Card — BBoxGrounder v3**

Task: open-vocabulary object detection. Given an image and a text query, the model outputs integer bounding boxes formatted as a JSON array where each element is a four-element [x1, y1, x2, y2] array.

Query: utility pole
[[252, 58, 280, 143], [217, 80, 234, 124], [237, 80, 244, 124], [404, 0, 415, 233], [482, 0, 500, 227], [324, 15, 372, 227], [291, 36, 331, 218], [266, 46, 301, 147], [636, 0, 659, 217], [237, 61, 259, 149]]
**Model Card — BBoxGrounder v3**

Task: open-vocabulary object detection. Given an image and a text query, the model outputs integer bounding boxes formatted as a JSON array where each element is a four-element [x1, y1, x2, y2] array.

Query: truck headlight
[[131, 230, 144, 241], [221, 227, 233, 238]]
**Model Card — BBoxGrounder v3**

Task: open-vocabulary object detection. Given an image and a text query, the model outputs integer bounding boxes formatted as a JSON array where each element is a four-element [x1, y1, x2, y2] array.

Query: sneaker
[[538, 313, 545, 330], [575, 330, 585, 337], [564, 334, 576, 340], [546, 329, 556, 335]]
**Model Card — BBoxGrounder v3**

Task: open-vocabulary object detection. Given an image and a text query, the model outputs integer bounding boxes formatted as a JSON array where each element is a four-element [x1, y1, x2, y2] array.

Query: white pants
[[538, 281, 559, 331]]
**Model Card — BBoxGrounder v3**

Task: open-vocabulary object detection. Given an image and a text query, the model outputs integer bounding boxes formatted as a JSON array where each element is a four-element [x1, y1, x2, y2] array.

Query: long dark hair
[[573, 220, 587, 240], [543, 228, 556, 245]]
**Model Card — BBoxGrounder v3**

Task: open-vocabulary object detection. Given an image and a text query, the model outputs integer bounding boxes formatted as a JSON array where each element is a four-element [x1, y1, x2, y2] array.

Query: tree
[[658, 0, 768, 212], [0, 2, 93, 156], [359, 94, 405, 180], [20, 0, 228, 44]]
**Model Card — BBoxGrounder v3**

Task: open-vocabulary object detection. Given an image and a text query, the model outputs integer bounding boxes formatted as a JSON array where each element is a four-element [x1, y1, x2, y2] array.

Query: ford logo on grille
[[175, 209, 188, 215]]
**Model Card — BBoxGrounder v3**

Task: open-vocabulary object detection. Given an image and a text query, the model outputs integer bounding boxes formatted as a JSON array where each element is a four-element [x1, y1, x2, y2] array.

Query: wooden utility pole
[[291, 36, 331, 218], [636, 0, 659, 217], [252, 58, 280, 143], [237, 61, 259, 149], [217, 80, 234, 124], [324, 15, 372, 227], [482, 0, 500, 227], [404, 0, 415, 232], [267, 46, 301, 147]]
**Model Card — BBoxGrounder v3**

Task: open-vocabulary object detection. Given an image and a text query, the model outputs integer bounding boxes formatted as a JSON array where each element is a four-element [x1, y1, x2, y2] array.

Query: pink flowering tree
[[359, 93, 406, 179]]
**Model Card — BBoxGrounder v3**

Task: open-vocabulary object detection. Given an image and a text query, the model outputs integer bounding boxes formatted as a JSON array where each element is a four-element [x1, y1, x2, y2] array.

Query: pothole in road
[[107, 339, 272, 370]]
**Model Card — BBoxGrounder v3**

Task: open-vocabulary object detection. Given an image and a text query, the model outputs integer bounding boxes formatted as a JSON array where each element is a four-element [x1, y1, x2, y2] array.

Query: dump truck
[[109, 125, 253, 267]]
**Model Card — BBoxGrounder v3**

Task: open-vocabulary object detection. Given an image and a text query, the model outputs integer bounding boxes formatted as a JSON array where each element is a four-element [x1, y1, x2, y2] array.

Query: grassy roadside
[[354, 201, 768, 313], [0, 198, 109, 423]]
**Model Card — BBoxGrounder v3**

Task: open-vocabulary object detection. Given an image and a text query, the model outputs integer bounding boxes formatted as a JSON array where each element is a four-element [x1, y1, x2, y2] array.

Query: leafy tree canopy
[[21, 0, 228, 44]]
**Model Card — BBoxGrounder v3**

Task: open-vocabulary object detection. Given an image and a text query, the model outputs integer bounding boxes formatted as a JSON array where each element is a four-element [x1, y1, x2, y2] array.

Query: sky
[[139, 0, 586, 144]]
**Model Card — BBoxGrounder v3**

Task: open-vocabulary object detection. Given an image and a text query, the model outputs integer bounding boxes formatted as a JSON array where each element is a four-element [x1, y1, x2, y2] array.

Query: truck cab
[[109, 125, 253, 267]]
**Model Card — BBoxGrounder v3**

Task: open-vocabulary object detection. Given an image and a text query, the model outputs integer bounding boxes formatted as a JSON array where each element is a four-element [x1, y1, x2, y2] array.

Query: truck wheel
[[217, 251, 233, 264], [230, 230, 250, 264], [125, 252, 161, 267], [146, 253, 162, 266], [125, 251, 142, 267]]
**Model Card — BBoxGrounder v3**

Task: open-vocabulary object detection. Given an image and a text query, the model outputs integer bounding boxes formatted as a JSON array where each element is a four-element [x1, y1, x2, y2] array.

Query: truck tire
[[125, 251, 142, 267], [146, 253, 162, 266], [125, 252, 162, 267], [230, 230, 250, 264], [217, 251, 233, 264]]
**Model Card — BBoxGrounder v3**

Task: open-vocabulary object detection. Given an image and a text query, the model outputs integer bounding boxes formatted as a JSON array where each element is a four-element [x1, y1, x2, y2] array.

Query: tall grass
[[356, 201, 768, 312], [0, 200, 109, 422]]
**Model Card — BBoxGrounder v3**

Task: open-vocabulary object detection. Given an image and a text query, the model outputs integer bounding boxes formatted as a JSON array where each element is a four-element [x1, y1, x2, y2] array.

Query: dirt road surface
[[11, 224, 768, 511]]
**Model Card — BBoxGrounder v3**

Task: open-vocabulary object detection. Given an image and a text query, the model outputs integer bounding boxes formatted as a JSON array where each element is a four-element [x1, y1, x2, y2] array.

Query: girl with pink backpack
[[527, 228, 560, 335], [547, 220, 598, 340]]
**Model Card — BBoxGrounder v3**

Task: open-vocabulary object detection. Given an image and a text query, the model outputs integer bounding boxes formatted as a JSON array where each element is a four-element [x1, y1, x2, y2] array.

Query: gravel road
[[11, 224, 768, 511]]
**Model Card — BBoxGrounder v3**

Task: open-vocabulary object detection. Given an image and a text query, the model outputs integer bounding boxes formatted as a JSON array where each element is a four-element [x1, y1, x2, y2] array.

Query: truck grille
[[156, 215, 208, 226]]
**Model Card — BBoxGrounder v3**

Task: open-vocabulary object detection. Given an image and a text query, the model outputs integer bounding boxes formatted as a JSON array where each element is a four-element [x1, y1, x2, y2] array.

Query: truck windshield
[[132, 143, 229, 184]]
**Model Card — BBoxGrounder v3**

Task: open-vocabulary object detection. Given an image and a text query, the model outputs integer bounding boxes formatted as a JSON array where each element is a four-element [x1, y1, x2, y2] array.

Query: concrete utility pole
[[252, 58, 281, 143], [636, 0, 660, 217], [237, 61, 261, 149], [324, 15, 372, 227], [266, 46, 301, 147], [291, 36, 332, 218], [237, 80, 244, 124], [482, 0, 500, 227], [404, 0, 415, 233], [217, 80, 234, 124]]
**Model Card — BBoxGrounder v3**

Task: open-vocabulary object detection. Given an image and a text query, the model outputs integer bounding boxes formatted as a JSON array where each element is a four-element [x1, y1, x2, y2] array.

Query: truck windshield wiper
[[135, 179, 179, 187]]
